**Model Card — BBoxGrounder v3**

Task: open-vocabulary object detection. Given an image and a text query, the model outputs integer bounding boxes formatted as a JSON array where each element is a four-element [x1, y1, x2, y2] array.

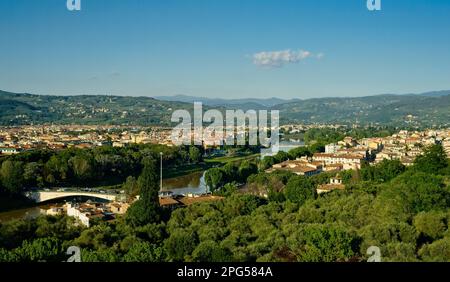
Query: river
[[162, 170, 209, 195], [0, 170, 208, 223]]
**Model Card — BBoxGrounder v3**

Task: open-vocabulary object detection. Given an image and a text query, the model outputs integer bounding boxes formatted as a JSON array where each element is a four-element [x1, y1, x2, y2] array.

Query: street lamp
[[160, 152, 163, 193]]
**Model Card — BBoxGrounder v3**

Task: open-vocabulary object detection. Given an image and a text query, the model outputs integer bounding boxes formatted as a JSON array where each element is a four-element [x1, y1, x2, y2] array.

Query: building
[[107, 202, 130, 214], [65, 202, 112, 228], [325, 143, 341, 154], [44, 206, 65, 216], [159, 197, 181, 209], [313, 153, 365, 170], [0, 147, 19, 155], [267, 158, 323, 177], [66, 203, 92, 227], [323, 163, 344, 172], [442, 138, 450, 157], [317, 176, 345, 194]]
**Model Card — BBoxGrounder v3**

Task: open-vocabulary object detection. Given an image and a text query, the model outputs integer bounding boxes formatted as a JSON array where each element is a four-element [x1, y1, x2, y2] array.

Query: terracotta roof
[[178, 195, 224, 206], [314, 153, 364, 160], [317, 184, 345, 191], [159, 197, 180, 206]]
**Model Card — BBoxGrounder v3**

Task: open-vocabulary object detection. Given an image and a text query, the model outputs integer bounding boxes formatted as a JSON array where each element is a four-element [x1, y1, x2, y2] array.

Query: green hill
[[2, 90, 450, 127], [0, 90, 194, 126]]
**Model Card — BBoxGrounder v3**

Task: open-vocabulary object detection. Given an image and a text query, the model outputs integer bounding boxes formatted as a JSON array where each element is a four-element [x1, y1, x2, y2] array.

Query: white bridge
[[25, 191, 117, 203]]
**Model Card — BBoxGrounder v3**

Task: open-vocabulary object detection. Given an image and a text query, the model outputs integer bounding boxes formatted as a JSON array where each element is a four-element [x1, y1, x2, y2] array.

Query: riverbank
[[204, 153, 260, 164], [163, 153, 260, 179], [0, 195, 35, 213]]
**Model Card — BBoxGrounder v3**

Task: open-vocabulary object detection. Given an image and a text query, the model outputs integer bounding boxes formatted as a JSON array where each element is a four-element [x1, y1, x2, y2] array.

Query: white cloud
[[252, 49, 322, 68]]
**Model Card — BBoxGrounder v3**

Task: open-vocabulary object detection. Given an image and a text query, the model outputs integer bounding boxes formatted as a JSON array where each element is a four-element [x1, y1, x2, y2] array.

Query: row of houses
[[44, 201, 129, 227], [265, 129, 450, 195], [0, 125, 174, 152]]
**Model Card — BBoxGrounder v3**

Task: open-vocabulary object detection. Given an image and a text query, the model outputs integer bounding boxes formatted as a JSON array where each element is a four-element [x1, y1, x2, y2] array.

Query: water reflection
[[162, 171, 209, 195]]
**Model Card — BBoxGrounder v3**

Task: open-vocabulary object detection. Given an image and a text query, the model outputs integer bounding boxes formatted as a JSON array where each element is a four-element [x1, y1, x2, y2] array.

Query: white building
[[325, 143, 341, 154]]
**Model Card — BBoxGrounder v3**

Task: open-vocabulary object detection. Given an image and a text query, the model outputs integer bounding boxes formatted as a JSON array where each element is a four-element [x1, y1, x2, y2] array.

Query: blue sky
[[1, 0, 450, 99]]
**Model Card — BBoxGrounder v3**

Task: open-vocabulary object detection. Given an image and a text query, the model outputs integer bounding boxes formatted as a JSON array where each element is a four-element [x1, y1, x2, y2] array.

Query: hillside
[[275, 94, 450, 127], [0, 91, 194, 126], [2, 90, 450, 127]]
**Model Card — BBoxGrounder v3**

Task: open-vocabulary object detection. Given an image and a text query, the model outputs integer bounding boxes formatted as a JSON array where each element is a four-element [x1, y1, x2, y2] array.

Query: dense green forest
[[1, 144, 450, 262]]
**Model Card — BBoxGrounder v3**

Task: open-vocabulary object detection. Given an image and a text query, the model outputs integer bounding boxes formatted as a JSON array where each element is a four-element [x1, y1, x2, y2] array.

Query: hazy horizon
[[1, 0, 450, 99], [2, 88, 450, 101]]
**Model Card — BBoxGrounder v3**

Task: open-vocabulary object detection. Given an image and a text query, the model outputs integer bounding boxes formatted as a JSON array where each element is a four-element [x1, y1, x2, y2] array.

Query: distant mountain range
[[154, 95, 291, 109], [1, 90, 450, 127], [155, 91, 450, 108]]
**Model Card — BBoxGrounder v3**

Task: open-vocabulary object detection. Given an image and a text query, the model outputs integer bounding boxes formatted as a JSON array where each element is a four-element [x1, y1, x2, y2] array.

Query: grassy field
[[164, 153, 261, 179], [204, 153, 260, 164], [163, 162, 212, 179]]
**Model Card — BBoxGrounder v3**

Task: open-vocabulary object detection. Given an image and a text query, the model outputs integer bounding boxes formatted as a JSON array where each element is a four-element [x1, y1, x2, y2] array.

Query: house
[[0, 147, 19, 155], [313, 153, 365, 170], [108, 202, 130, 214], [66, 203, 92, 227], [323, 163, 344, 172], [325, 143, 341, 154], [159, 197, 181, 209], [268, 158, 323, 177], [339, 136, 358, 147], [44, 206, 65, 216], [317, 176, 345, 194], [65, 202, 111, 227]]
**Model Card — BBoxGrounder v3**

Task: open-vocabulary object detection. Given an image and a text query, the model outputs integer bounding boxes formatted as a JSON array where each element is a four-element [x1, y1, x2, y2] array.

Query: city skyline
[[1, 0, 450, 99]]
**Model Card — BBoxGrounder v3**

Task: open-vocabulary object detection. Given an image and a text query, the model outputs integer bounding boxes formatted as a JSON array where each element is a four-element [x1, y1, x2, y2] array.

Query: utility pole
[[160, 152, 163, 193]]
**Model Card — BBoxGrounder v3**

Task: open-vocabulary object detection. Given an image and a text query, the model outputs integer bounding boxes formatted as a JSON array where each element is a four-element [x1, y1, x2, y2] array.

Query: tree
[[164, 229, 198, 261], [17, 237, 62, 262], [418, 237, 450, 262], [189, 146, 202, 163], [222, 162, 237, 182], [383, 242, 418, 262], [45, 155, 69, 182], [361, 159, 405, 182], [288, 147, 312, 160], [23, 162, 42, 188], [0, 248, 20, 262], [69, 155, 94, 182], [273, 151, 289, 163], [284, 176, 316, 206], [81, 248, 120, 262], [238, 160, 257, 183], [122, 241, 164, 262], [191, 240, 232, 262], [126, 159, 161, 226], [0, 160, 24, 195], [205, 168, 224, 191], [215, 182, 238, 197], [222, 194, 265, 217], [286, 224, 358, 262], [413, 144, 448, 174], [260, 156, 275, 171], [123, 176, 139, 199], [379, 172, 450, 216], [413, 211, 447, 241]]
